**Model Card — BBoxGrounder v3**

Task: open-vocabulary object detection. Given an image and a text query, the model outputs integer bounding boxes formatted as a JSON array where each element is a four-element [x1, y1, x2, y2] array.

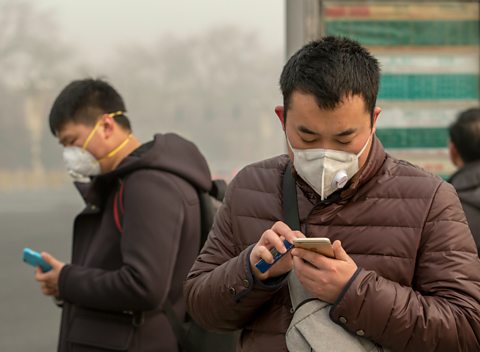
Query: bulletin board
[[322, 1, 480, 177]]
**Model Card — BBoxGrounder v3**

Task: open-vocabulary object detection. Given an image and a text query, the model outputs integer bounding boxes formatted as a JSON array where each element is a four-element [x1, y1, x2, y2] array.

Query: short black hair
[[279, 36, 380, 124], [49, 78, 131, 134], [449, 107, 480, 163]]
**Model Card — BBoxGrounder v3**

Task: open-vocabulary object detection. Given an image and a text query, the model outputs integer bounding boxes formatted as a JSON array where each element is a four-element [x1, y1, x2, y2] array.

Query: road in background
[[0, 187, 81, 351]]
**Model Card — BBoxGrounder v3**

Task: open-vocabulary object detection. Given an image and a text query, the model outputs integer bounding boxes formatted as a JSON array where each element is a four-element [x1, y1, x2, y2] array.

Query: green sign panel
[[326, 20, 479, 46], [379, 74, 479, 100], [376, 128, 448, 149]]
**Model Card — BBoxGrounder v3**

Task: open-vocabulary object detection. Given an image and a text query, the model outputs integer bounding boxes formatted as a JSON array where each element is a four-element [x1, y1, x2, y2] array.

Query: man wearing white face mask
[[33, 78, 214, 352], [61, 110, 133, 181], [185, 37, 480, 351], [286, 132, 371, 201]]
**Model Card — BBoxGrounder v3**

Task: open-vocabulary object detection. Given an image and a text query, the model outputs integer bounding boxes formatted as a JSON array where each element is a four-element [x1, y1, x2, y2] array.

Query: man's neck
[[103, 135, 141, 172]]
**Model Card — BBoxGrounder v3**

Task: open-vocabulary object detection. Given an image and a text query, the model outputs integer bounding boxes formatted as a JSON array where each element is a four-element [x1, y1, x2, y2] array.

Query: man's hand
[[250, 221, 305, 281], [292, 240, 357, 303], [34, 252, 65, 297]]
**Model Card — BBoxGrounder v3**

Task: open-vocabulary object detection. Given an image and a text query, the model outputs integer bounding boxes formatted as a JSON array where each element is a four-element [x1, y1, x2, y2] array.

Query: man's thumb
[[41, 252, 57, 266], [332, 240, 349, 261]]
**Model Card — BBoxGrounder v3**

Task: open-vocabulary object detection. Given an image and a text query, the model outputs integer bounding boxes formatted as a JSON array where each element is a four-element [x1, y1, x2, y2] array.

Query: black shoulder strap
[[210, 179, 227, 201], [163, 300, 189, 351], [283, 163, 300, 231], [198, 191, 213, 249], [198, 179, 227, 250]]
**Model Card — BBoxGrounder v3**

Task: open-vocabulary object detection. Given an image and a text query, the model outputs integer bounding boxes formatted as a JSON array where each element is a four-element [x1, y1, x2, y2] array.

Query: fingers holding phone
[[293, 237, 335, 258], [250, 221, 305, 281], [28, 250, 66, 297], [292, 240, 358, 303], [36, 267, 59, 296]]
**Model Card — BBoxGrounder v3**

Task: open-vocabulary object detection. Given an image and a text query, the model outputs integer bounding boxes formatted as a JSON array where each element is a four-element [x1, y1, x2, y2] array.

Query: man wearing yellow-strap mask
[[60, 110, 135, 180], [32, 78, 214, 352]]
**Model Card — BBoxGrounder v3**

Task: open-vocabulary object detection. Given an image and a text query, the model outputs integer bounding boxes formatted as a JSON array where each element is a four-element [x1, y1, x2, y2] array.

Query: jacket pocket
[[67, 310, 135, 351]]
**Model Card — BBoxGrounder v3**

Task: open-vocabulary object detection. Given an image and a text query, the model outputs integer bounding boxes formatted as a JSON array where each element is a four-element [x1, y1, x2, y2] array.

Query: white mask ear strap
[[357, 133, 372, 157], [286, 135, 295, 151]]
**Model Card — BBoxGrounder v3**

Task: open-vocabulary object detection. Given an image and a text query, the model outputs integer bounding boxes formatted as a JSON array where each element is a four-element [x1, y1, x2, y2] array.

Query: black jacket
[[57, 133, 212, 352], [449, 160, 480, 255]]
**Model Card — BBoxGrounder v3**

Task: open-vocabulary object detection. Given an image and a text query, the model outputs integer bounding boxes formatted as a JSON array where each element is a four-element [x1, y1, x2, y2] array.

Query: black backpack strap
[[198, 179, 227, 251], [163, 299, 189, 351], [198, 191, 214, 251], [210, 179, 227, 201], [283, 163, 300, 231]]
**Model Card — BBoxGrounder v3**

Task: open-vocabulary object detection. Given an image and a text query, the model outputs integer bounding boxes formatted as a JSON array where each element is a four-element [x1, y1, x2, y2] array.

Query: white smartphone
[[293, 237, 334, 258]]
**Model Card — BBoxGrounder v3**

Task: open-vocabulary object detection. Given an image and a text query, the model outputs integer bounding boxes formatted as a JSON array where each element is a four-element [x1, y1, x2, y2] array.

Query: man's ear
[[275, 106, 286, 131], [371, 107, 382, 134], [100, 114, 116, 140]]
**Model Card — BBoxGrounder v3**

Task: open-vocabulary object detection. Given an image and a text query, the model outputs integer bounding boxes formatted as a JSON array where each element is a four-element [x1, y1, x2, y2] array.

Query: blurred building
[[286, 0, 480, 178]]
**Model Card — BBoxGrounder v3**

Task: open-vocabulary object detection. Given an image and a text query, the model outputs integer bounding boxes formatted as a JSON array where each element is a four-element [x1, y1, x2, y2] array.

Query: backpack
[[113, 174, 237, 352]]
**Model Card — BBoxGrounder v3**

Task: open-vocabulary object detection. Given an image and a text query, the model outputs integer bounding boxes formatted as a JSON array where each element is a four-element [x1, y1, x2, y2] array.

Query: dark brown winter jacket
[[57, 133, 212, 352], [185, 136, 480, 352]]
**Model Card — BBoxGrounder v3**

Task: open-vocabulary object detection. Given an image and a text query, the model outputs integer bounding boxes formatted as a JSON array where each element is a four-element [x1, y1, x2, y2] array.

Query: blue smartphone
[[255, 239, 294, 273], [22, 248, 52, 272]]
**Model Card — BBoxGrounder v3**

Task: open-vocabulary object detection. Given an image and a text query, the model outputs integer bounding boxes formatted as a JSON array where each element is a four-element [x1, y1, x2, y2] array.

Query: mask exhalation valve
[[332, 170, 348, 189]]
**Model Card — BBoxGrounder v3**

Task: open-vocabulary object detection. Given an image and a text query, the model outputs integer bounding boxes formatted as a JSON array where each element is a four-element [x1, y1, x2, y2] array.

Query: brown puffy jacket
[[185, 137, 480, 352]]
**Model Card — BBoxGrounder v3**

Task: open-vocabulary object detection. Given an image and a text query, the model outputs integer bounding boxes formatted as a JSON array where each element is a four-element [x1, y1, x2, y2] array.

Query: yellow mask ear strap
[[99, 135, 132, 161], [82, 120, 102, 149], [82, 111, 125, 150], [108, 111, 124, 118]]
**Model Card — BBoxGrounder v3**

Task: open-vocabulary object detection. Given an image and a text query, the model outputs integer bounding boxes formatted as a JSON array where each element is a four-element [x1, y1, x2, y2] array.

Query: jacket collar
[[448, 160, 480, 192]]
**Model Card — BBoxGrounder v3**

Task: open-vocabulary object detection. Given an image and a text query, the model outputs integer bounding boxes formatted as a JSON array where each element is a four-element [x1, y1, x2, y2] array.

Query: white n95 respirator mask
[[63, 147, 101, 179], [61, 111, 131, 181], [287, 135, 371, 200]]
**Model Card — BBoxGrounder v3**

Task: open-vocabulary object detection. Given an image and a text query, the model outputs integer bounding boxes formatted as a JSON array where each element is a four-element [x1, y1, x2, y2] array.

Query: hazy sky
[[36, 0, 285, 63]]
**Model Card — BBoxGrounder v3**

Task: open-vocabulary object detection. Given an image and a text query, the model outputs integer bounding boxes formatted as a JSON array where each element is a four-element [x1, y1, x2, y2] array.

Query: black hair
[[449, 107, 480, 163], [279, 36, 380, 124], [49, 78, 131, 134]]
